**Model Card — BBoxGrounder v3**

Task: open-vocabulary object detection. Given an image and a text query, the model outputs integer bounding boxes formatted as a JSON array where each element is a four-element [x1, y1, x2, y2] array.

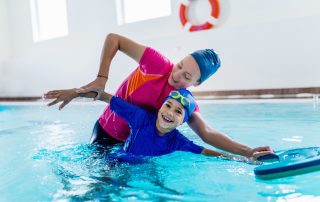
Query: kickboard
[[254, 147, 320, 180]]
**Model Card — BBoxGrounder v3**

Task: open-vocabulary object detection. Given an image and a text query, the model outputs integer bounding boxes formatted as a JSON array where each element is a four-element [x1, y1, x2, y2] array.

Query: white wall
[[0, 0, 11, 89], [0, 0, 10, 60], [1, 0, 320, 96]]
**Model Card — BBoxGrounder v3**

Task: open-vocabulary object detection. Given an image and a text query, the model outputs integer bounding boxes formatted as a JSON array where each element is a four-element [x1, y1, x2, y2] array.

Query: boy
[[73, 88, 248, 161]]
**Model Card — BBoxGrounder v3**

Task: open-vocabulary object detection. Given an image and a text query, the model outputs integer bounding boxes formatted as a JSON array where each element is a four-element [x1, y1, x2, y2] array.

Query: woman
[[45, 33, 273, 158]]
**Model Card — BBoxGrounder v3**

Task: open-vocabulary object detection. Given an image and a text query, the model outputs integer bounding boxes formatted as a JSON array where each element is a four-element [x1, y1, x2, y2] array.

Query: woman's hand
[[44, 88, 79, 110], [76, 77, 107, 100], [247, 146, 274, 159]]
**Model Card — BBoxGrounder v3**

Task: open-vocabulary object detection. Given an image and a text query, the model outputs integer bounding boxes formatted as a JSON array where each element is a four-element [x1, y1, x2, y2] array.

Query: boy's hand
[[44, 89, 78, 110]]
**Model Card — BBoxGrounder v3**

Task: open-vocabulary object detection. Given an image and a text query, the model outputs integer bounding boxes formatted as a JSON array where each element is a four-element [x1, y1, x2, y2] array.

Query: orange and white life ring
[[179, 0, 220, 32]]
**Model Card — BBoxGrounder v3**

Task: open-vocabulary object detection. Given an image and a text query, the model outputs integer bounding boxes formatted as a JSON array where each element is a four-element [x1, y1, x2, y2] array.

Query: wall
[[0, 0, 10, 61], [1, 0, 320, 96], [0, 0, 11, 91]]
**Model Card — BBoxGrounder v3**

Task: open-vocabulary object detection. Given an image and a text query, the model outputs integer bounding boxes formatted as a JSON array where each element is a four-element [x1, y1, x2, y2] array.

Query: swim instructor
[[44, 33, 273, 159]]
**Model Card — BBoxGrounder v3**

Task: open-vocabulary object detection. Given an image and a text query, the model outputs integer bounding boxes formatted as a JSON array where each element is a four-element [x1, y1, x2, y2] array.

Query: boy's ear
[[179, 113, 185, 126]]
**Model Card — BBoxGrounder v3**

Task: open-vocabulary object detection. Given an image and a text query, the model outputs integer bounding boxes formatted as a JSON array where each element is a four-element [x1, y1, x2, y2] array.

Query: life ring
[[179, 0, 220, 32]]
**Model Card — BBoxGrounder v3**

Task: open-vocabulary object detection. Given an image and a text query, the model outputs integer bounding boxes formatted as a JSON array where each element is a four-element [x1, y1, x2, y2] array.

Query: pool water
[[0, 101, 320, 201]]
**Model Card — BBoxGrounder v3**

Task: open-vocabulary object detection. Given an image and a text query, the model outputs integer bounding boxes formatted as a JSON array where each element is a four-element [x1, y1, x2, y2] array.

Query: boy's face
[[168, 55, 201, 89], [157, 99, 185, 131]]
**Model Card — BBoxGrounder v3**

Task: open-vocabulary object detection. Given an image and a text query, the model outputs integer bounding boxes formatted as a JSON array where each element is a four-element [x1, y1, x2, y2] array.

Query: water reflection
[[33, 144, 183, 201]]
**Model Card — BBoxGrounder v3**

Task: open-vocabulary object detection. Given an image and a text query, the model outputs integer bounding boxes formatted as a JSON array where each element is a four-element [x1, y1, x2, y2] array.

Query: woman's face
[[168, 55, 201, 89]]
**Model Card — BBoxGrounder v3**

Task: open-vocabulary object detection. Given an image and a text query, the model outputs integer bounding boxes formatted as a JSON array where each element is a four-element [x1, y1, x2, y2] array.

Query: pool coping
[[0, 98, 317, 105], [1, 87, 319, 105]]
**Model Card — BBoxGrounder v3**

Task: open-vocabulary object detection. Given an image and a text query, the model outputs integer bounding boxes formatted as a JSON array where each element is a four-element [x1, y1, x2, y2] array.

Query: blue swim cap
[[190, 49, 221, 83], [163, 89, 196, 122]]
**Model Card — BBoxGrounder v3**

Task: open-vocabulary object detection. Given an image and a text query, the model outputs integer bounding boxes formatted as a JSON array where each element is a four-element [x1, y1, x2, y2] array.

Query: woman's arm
[[201, 148, 258, 164], [98, 33, 147, 76], [188, 112, 273, 158], [77, 33, 147, 96], [45, 33, 147, 107]]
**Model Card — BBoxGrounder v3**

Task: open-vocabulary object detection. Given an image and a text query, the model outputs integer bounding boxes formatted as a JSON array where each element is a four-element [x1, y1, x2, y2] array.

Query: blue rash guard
[[109, 96, 204, 157]]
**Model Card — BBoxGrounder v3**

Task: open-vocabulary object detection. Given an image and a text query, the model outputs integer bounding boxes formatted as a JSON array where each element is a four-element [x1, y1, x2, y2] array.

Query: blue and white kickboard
[[254, 147, 320, 180]]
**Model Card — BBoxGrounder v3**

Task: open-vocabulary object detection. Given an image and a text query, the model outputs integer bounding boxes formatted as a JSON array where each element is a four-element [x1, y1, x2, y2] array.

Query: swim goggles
[[169, 90, 190, 108]]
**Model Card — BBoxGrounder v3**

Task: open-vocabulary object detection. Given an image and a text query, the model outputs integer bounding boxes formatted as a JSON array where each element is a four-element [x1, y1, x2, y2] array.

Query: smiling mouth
[[162, 114, 173, 123]]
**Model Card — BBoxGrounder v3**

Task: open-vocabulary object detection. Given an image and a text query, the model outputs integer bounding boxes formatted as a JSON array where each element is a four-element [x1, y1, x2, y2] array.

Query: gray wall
[[1, 0, 320, 96]]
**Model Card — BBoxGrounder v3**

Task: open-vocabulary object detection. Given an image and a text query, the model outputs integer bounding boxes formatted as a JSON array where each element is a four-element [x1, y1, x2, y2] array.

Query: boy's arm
[[44, 88, 94, 110], [45, 89, 112, 109], [202, 148, 241, 159], [45, 89, 144, 125], [174, 134, 253, 163], [188, 112, 273, 158], [97, 91, 113, 103], [99, 92, 150, 127], [45, 89, 147, 127], [201, 148, 252, 163]]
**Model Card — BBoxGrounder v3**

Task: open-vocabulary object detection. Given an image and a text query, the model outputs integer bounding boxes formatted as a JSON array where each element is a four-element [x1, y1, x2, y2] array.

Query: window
[[30, 0, 69, 42], [116, 0, 171, 25]]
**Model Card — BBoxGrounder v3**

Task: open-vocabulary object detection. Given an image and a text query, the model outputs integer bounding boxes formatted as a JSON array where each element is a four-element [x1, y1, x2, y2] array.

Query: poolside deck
[[1, 87, 320, 101]]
